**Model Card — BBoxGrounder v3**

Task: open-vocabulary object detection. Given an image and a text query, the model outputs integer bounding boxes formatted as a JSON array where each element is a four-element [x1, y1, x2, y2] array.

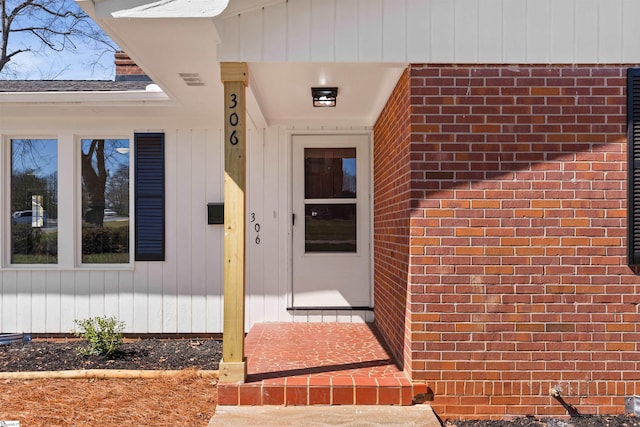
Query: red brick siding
[[115, 51, 146, 76], [373, 68, 413, 372], [375, 64, 640, 419]]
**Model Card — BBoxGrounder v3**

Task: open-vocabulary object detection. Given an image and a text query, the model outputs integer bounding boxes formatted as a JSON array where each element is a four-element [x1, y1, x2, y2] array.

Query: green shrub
[[73, 316, 125, 357], [12, 224, 43, 254], [82, 224, 129, 255]]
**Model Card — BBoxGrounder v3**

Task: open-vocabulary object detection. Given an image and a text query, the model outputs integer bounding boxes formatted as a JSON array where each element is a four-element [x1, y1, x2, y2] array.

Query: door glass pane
[[304, 148, 356, 199], [11, 138, 58, 264], [305, 204, 356, 253], [81, 138, 130, 264]]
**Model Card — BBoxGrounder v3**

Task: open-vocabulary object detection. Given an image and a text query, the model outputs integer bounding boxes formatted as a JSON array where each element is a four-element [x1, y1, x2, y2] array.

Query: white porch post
[[219, 62, 248, 383]]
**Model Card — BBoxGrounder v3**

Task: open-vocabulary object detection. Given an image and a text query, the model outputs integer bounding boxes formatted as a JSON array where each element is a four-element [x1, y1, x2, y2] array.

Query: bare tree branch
[[0, 0, 118, 77]]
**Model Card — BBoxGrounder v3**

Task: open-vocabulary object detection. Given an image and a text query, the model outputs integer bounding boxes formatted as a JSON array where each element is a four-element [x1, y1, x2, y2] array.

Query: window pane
[[305, 204, 356, 253], [11, 139, 58, 264], [304, 148, 356, 199], [81, 139, 130, 264]]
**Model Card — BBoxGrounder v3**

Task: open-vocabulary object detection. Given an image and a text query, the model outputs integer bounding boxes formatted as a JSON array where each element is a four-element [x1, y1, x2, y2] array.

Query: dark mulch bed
[[0, 338, 222, 371], [446, 415, 640, 427]]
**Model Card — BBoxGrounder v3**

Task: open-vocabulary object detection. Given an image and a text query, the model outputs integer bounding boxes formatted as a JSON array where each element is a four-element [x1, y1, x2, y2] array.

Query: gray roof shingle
[[0, 80, 152, 93]]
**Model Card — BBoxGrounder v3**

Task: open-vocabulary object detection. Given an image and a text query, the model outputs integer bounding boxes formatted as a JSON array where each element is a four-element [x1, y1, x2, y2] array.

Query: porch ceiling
[[80, 1, 405, 127]]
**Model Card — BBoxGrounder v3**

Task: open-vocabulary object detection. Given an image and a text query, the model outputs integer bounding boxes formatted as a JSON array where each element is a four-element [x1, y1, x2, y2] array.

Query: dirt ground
[[0, 338, 222, 371], [0, 370, 217, 426], [0, 338, 221, 426]]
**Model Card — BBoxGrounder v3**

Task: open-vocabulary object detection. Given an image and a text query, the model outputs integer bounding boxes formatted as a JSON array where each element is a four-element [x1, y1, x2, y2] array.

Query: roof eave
[[0, 90, 172, 105], [91, 0, 230, 18]]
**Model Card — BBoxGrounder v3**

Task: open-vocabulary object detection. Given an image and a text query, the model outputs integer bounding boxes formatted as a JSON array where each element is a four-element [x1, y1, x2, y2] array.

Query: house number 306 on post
[[228, 93, 239, 145]]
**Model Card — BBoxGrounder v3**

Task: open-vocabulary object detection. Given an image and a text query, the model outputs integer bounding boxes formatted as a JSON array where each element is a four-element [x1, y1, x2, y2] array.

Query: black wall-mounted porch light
[[311, 87, 338, 107]]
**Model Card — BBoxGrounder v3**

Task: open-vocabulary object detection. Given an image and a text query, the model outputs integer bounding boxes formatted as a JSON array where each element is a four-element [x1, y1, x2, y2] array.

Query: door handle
[[292, 213, 296, 226]]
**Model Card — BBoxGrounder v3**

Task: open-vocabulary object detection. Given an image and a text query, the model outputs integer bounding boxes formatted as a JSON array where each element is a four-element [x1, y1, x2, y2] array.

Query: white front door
[[292, 134, 371, 308]]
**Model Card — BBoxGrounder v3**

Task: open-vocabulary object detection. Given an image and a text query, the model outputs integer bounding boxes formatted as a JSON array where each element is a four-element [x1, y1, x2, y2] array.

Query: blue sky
[[12, 48, 115, 80], [6, 38, 116, 80], [2, 1, 117, 80]]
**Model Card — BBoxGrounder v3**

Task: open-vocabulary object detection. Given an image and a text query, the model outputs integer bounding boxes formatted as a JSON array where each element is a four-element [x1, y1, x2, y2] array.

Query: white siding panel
[[247, 128, 266, 328], [205, 130, 223, 332], [527, 0, 551, 63], [262, 127, 284, 323], [477, 0, 502, 62], [335, 0, 359, 61], [175, 129, 193, 331], [311, 0, 336, 62], [502, 0, 526, 62], [89, 271, 104, 317], [190, 129, 208, 332], [117, 271, 134, 331], [147, 262, 164, 333], [262, 2, 287, 61], [60, 271, 76, 331], [240, 8, 263, 61], [550, 0, 575, 63], [622, 0, 640, 62], [454, 0, 478, 62], [1, 272, 17, 332], [16, 271, 31, 333], [132, 263, 149, 331], [215, 0, 640, 63], [382, 0, 406, 62], [358, 0, 383, 61], [599, 0, 622, 62], [163, 129, 179, 332], [430, 0, 454, 62], [31, 271, 46, 333], [219, 15, 240, 62], [575, 0, 599, 62], [104, 271, 119, 320], [45, 272, 61, 333], [287, 0, 311, 61], [406, 0, 430, 62], [73, 271, 91, 323]]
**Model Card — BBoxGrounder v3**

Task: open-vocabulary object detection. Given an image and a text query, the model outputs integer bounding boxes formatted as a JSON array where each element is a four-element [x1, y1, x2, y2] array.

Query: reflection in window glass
[[81, 139, 130, 263], [305, 204, 356, 253], [304, 148, 356, 199], [11, 139, 58, 264]]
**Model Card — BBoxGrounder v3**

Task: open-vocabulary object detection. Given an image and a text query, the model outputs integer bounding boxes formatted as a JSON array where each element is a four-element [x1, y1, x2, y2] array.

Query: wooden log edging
[[0, 369, 219, 380]]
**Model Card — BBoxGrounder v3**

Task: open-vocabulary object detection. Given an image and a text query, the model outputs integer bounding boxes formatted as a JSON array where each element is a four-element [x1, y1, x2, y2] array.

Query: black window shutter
[[135, 133, 165, 261], [628, 69, 640, 265]]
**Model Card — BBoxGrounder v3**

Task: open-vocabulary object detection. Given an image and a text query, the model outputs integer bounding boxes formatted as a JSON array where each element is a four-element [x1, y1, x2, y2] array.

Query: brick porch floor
[[217, 322, 427, 406]]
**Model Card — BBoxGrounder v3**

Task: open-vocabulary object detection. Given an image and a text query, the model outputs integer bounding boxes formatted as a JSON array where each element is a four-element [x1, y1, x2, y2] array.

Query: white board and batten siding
[[0, 126, 228, 334], [216, 0, 640, 64]]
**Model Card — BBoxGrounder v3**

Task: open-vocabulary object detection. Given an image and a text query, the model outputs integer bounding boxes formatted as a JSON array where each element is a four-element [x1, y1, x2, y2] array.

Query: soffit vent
[[179, 72, 205, 87]]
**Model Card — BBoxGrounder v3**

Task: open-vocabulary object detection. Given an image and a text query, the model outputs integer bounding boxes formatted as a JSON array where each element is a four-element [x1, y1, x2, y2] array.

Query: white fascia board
[[93, 0, 230, 18], [0, 90, 172, 106], [216, 0, 284, 17]]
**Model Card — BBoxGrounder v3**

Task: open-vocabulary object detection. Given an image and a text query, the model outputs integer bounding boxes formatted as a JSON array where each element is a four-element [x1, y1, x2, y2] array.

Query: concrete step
[[209, 404, 441, 427]]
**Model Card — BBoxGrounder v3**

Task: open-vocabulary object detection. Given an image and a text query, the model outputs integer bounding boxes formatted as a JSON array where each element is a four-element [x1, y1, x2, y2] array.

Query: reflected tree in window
[[81, 139, 108, 226], [81, 139, 129, 263]]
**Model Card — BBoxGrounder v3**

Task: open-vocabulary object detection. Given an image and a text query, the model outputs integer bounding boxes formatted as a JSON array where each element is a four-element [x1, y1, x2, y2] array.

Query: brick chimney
[[115, 51, 151, 82]]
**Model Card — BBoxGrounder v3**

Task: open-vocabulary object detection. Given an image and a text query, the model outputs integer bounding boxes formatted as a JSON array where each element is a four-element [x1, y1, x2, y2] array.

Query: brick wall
[[115, 51, 146, 77], [374, 64, 640, 419], [373, 69, 413, 372]]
